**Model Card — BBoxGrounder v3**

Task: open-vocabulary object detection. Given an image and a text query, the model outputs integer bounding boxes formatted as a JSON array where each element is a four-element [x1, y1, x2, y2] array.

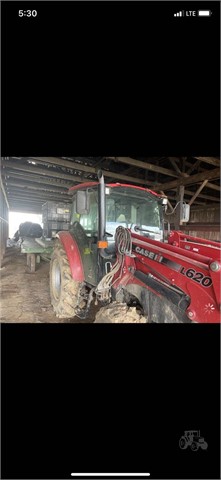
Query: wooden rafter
[[154, 168, 220, 191], [188, 180, 208, 206], [194, 157, 220, 167], [3, 172, 71, 190], [168, 157, 184, 175], [186, 159, 201, 175], [108, 156, 181, 178], [183, 189, 220, 202], [2, 160, 91, 183], [1, 157, 220, 212], [30, 156, 155, 185], [3, 179, 70, 194]]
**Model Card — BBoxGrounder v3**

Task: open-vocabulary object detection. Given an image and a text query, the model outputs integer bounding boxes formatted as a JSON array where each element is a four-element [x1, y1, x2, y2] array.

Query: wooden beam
[[30, 156, 102, 174], [194, 157, 220, 167], [172, 159, 221, 192], [168, 157, 183, 175], [7, 197, 70, 206], [6, 195, 68, 204], [154, 168, 220, 191], [183, 189, 220, 202], [6, 186, 70, 197], [5, 176, 69, 194], [7, 192, 71, 202], [188, 180, 208, 206], [186, 159, 201, 175], [206, 183, 220, 192], [3, 157, 154, 186], [2, 160, 89, 184], [173, 181, 220, 193], [166, 195, 205, 206], [3, 179, 70, 194], [122, 166, 137, 175], [168, 157, 188, 177], [31, 157, 153, 185], [5, 188, 68, 199], [3, 171, 71, 190], [108, 156, 180, 178], [169, 159, 220, 192]]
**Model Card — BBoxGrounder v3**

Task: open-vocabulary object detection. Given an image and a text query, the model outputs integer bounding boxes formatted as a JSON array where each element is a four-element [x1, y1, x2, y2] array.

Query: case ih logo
[[134, 246, 163, 262], [133, 245, 181, 272], [179, 430, 208, 451]]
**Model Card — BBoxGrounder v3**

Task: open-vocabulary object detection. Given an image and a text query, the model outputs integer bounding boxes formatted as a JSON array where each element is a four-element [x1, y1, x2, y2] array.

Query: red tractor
[[49, 172, 221, 323]]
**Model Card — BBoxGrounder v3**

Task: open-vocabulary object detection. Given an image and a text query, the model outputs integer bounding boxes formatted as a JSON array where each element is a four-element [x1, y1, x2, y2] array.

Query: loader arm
[[112, 230, 221, 323]]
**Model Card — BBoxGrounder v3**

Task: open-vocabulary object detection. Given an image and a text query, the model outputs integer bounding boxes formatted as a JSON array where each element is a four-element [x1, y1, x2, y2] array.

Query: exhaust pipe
[[97, 171, 113, 269], [98, 170, 105, 243]]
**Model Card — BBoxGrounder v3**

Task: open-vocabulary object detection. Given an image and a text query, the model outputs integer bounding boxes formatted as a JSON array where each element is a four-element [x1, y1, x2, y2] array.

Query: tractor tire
[[179, 437, 188, 449], [191, 442, 199, 452], [94, 301, 147, 323], [50, 241, 85, 319], [200, 442, 208, 450]]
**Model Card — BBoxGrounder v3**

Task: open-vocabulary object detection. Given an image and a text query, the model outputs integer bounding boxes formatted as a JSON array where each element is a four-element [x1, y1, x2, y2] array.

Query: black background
[[1, 1, 220, 156], [1, 2, 220, 479], [1, 324, 220, 479]]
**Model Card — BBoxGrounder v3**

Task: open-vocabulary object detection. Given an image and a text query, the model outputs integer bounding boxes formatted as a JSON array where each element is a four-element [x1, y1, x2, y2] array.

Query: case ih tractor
[[179, 431, 208, 451], [49, 172, 221, 323]]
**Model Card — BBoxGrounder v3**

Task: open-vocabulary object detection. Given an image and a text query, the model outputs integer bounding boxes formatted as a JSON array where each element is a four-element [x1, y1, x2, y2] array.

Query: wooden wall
[[184, 205, 220, 241]]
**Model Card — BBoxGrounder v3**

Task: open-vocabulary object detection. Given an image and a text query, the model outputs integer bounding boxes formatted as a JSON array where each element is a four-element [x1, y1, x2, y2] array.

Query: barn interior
[[0, 156, 220, 323]]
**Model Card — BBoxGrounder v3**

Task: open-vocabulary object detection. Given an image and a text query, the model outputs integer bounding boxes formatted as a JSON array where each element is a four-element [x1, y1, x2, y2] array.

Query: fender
[[57, 231, 84, 282]]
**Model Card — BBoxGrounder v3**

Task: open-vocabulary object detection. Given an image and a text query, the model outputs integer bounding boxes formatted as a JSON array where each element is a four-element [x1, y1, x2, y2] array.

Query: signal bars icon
[[174, 11, 184, 17]]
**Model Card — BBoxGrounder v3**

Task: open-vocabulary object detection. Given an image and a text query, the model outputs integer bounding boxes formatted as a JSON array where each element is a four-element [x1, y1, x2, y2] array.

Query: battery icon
[[198, 10, 211, 16]]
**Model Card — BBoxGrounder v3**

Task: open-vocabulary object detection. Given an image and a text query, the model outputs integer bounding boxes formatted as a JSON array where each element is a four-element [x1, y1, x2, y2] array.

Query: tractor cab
[[70, 183, 164, 242], [68, 177, 165, 284], [185, 430, 200, 440]]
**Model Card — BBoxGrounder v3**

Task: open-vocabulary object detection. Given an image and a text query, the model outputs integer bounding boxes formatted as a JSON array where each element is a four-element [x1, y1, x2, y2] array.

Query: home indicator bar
[[71, 475, 151, 478]]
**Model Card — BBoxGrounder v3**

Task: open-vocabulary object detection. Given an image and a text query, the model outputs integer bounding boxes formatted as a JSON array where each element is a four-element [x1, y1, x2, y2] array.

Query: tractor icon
[[179, 430, 208, 451]]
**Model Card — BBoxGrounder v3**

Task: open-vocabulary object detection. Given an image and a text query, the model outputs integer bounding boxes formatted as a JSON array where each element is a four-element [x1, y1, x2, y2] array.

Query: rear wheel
[[95, 301, 147, 323], [50, 241, 85, 319]]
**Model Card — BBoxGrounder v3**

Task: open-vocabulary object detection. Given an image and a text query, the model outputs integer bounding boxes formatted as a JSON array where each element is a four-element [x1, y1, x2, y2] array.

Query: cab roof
[[68, 182, 163, 198]]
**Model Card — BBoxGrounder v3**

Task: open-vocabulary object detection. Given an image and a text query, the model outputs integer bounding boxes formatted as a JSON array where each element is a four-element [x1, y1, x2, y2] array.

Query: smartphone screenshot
[[1, 2, 220, 479]]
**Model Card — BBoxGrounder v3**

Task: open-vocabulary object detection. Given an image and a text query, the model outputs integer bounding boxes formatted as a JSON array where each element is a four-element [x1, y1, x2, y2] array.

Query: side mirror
[[76, 190, 90, 214]]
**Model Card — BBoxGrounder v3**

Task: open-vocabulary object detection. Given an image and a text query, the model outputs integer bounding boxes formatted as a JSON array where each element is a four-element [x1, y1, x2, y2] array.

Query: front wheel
[[50, 241, 85, 319], [191, 442, 199, 452], [95, 302, 147, 323]]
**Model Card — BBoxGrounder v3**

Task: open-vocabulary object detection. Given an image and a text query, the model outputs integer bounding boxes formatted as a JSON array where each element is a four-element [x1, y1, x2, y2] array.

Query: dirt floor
[[0, 247, 97, 323]]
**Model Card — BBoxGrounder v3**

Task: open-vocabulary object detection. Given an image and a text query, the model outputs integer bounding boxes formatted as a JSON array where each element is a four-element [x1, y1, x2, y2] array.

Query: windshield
[[106, 186, 163, 241]]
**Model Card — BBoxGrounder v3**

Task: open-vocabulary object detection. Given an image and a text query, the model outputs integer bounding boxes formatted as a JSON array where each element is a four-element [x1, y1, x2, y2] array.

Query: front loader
[[49, 172, 221, 323]]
